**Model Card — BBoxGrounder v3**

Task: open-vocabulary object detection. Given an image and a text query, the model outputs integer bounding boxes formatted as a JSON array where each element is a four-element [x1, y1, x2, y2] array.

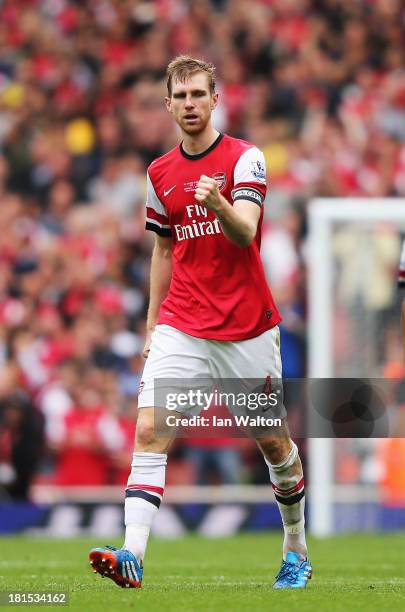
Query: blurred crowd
[[0, 0, 404, 498]]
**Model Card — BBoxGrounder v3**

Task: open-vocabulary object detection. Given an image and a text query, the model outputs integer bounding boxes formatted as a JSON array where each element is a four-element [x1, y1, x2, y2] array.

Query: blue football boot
[[273, 551, 312, 589], [89, 545, 143, 588]]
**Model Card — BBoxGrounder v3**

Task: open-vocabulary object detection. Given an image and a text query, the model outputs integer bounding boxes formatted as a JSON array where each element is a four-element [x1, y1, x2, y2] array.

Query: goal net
[[307, 199, 405, 536]]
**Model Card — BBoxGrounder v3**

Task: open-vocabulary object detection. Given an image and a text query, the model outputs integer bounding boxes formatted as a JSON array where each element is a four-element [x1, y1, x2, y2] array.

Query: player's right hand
[[143, 329, 154, 358]]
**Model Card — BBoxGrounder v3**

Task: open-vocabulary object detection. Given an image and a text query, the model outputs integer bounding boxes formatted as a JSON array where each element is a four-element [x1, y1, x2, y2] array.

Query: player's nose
[[184, 95, 195, 108]]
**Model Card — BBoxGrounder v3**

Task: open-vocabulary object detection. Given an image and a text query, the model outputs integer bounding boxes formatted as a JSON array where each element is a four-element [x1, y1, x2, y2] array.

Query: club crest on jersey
[[251, 160, 266, 182], [212, 172, 227, 191]]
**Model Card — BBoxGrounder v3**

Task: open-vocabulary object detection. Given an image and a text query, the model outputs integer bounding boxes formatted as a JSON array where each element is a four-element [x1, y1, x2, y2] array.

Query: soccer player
[[89, 56, 311, 590]]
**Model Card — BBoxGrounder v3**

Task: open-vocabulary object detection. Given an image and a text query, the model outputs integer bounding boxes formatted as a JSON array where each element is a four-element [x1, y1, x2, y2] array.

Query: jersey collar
[[180, 133, 224, 160]]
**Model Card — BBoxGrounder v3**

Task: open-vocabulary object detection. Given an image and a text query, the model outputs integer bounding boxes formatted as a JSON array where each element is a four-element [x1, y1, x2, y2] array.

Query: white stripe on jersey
[[147, 172, 169, 218], [233, 146, 266, 189]]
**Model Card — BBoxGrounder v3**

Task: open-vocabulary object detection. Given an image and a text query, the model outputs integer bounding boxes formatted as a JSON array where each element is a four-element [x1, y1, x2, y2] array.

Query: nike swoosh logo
[[164, 185, 176, 197]]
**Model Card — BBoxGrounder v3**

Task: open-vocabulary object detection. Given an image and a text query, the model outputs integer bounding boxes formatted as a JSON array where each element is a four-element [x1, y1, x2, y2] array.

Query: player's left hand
[[195, 175, 222, 212]]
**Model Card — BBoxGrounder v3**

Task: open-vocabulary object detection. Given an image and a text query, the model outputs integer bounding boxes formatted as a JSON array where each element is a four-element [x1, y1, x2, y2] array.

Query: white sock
[[124, 452, 167, 562], [265, 442, 307, 559]]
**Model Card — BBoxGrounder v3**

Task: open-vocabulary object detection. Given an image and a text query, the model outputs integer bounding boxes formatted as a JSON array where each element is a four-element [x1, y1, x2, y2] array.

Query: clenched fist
[[194, 175, 223, 213]]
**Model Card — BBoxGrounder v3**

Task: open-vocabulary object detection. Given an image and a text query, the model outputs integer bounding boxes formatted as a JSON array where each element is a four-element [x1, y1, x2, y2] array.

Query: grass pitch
[[0, 533, 405, 611]]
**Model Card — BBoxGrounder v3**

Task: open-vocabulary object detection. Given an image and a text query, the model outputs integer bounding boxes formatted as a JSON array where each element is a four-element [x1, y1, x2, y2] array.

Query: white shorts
[[138, 324, 283, 413]]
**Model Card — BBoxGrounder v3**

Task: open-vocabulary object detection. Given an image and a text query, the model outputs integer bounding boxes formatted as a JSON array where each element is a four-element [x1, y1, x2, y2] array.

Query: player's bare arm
[[144, 235, 173, 357], [195, 174, 260, 247]]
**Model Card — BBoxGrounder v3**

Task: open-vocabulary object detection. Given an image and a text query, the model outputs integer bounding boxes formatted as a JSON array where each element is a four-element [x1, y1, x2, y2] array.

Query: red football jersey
[[145, 133, 281, 341]]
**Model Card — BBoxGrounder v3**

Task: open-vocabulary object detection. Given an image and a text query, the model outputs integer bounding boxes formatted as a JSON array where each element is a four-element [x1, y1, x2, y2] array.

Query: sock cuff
[[265, 442, 298, 472], [131, 452, 167, 468]]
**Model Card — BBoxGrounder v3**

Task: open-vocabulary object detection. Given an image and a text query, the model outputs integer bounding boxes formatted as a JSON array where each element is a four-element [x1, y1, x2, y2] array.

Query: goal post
[[307, 199, 405, 537]]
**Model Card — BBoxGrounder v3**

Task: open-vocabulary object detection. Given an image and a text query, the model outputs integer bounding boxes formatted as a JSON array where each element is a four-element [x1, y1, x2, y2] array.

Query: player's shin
[[264, 442, 307, 559], [124, 452, 167, 563]]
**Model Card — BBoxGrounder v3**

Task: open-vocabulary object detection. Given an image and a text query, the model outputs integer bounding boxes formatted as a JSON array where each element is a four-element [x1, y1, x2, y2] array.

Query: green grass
[[0, 533, 405, 611]]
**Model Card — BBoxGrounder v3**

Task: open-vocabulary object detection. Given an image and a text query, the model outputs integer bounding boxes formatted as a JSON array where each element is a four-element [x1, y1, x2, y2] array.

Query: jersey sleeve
[[399, 239, 405, 288], [232, 146, 267, 207], [145, 171, 172, 237]]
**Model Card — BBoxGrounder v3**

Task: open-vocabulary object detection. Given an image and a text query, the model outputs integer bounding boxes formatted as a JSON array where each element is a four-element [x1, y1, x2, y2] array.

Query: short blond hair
[[166, 55, 216, 96]]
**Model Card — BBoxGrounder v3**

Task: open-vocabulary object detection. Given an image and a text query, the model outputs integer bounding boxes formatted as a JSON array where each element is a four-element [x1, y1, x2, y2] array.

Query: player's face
[[165, 72, 218, 135]]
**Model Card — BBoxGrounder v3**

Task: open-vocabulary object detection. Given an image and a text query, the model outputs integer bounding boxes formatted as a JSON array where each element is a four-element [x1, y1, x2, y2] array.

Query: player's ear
[[211, 91, 219, 110], [165, 97, 172, 113]]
